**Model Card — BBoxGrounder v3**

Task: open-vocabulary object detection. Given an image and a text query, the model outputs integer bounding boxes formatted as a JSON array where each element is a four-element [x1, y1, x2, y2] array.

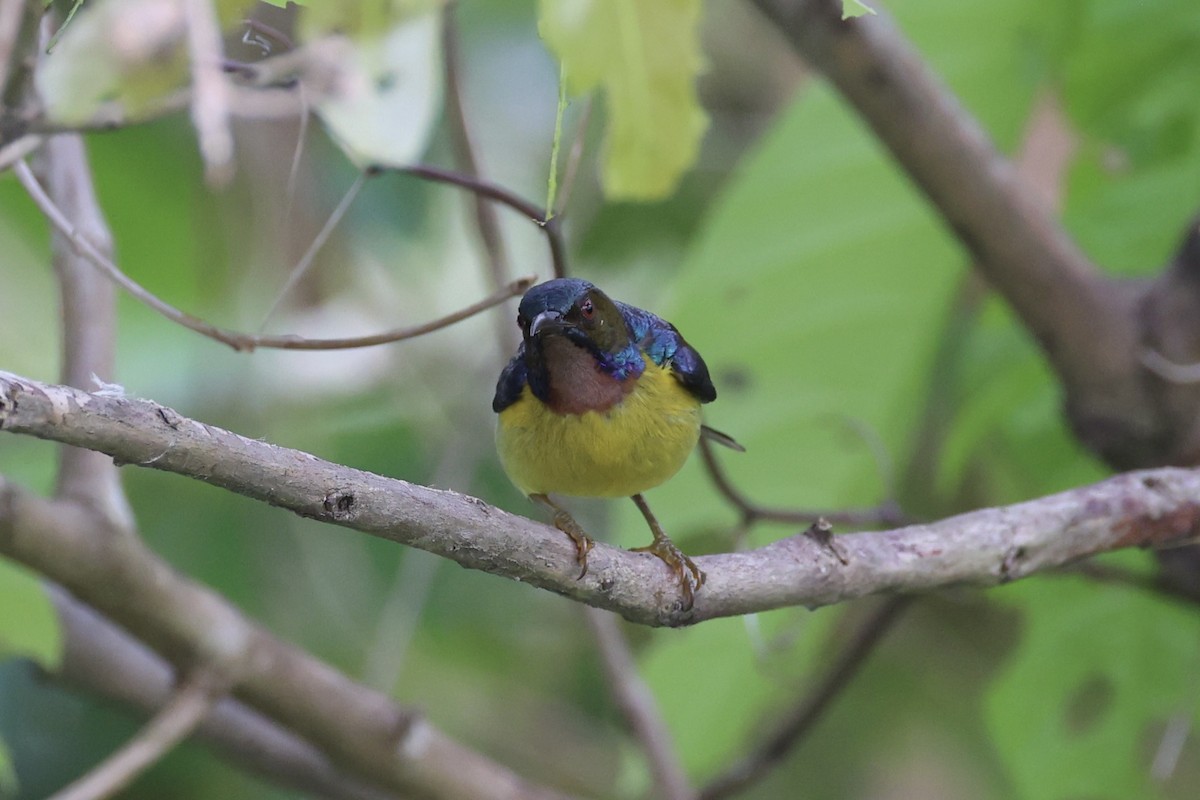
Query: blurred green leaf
[[640, 609, 837, 776], [1041, 0, 1200, 275], [0, 737, 14, 799], [37, 0, 188, 125], [986, 571, 1200, 800], [843, 0, 877, 19], [539, 0, 707, 201], [301, 4, 444, 168], [1051, 0, 1200, 165], [0, 557, 61, 671]]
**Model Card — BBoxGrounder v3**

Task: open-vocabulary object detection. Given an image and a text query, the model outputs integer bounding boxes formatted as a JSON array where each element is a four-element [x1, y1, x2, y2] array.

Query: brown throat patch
[[541, 336, 636, 415]]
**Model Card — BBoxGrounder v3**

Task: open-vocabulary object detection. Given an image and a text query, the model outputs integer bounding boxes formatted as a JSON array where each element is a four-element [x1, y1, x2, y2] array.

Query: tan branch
[[182, 0, 235, 185], [51, 587, 397, 800], [585, 608, 693, 800], [50, 670, 224, 800], [2, 372, 1197, 628], [0, 477, 570, 800], [750, 0, 1153, 465]]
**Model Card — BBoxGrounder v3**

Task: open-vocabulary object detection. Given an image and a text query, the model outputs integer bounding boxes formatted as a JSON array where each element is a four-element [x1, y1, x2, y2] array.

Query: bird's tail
[[701, 424, 745, 452]]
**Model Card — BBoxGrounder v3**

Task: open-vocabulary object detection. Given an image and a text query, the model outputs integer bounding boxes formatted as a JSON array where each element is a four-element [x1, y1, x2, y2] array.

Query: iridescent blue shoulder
[[492, 345, 529, 412], [616, 301, 717, 403]]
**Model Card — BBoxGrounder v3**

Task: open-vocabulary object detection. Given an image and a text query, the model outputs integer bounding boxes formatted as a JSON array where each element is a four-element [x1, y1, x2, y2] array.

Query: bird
[[493, 277, 738, 609]]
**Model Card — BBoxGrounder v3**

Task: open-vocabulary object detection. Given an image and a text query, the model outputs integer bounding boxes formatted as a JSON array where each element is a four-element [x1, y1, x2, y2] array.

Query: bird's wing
[[492, 344, 529, 412], [617, 301, 717, 403]]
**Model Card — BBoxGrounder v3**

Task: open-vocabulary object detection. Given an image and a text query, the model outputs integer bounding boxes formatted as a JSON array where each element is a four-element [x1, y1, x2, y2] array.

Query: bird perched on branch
[[493, 278, 739, 609]]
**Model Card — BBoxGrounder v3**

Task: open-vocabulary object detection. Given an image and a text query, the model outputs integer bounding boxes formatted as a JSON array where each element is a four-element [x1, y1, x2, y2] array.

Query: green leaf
[[539, 0, 708, 201], [0, 738, 14, 800], [842, 0, 877, 19], [0, 557, 62, 671], [301, 4, 444, 168], [639, 609, 838, 776], [986, 570, 1200, 800], [36, 0, 190, 125], [0, 738, 15, 799]]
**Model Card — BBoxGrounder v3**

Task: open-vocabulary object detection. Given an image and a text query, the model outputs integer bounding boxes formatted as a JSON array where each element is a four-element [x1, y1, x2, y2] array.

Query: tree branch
[[698, 596, 912, 799], [2, 372, 1198, 628], [584, 609, 692, 800], [749, 0, 1155, 467], [0, 476, 570, 800], [37, 135, 131, 524], [51, 587, 397, 800], [50, 669, 225, 800]]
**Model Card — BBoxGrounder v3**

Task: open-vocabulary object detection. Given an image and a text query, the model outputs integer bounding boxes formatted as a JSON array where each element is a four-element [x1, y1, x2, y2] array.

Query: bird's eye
[[516, 314, 526, 330], [580, 299, 595, 319]]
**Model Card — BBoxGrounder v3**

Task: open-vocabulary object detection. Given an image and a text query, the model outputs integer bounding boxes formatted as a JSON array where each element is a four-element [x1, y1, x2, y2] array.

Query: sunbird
[[493, 278, 738, 608]]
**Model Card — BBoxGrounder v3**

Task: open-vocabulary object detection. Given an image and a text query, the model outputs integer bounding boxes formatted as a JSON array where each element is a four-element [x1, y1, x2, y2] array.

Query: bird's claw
[[552, 512, 595, 579], [632, 538, 706, 611]]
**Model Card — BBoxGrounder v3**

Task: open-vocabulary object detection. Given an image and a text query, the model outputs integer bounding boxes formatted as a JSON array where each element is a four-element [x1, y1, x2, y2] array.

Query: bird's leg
[[629, 493, 706, 611], [530, 493, 594, 579]]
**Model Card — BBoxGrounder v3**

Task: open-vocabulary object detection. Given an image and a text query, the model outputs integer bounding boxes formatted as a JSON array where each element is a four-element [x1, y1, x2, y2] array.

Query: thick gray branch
[[51, 587, 396, 800], [2, 373, 1197, 628], [750, 0, 1158, 466], [0, 459, 569, 799]]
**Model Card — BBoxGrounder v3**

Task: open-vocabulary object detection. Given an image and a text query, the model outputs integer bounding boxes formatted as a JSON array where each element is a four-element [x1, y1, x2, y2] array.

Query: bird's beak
[[529, 310, 568, 338]]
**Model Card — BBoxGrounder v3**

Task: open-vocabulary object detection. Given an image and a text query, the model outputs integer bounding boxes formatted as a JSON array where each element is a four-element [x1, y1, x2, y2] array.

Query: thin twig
[[584, 608, 693, 800], [698, 435, 907, 528], [699, 596, 913, 800], [243, 18, 294, 53], [0, 132, 41, 171], [386, 163, 568, 280], [15, 156, 532, 351], [183, 0, 235, 185], [440, 3, 519, 350], [259, 171, 367, 330], [50, 670, 225, 800], [554, 96, 593, 221], [442, 4, 511, 289]]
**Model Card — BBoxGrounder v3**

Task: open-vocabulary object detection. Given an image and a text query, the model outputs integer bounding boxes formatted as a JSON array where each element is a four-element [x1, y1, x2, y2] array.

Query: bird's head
[[516, 278, 631, 356]]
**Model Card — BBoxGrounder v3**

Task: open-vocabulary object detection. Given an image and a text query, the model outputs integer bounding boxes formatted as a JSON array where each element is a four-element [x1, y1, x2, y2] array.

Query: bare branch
[[442, 5, 513, 294], [37, 135, 132, 528], [15, 157, 531, 351], [50, 669, 225, 800], [0, 0, 39, 117], [699, 597, 912, 800], [584, 608, 692, 800], [749, 0, 1150, 466], [258, 171, 367, 329], [698, 436, 906, 529], [3, 373, 1199, 628], [51, 588, 397, 800], [183, 0, 234, 185], [390, 164, 569, 280]]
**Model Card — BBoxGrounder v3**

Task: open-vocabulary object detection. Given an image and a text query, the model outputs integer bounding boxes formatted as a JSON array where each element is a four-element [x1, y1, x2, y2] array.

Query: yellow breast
[[496, 356, 702, 498]]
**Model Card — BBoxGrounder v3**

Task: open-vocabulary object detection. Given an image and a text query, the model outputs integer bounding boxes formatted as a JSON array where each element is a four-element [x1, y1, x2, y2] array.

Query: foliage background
[[1, 0, 1199, 798]]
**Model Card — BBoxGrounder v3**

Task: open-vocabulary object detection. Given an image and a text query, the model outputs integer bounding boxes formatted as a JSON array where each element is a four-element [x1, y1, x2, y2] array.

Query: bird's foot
[[531, 494, 595, 580], [551, 510, 595, 579], [632, 537, 706, 611]]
